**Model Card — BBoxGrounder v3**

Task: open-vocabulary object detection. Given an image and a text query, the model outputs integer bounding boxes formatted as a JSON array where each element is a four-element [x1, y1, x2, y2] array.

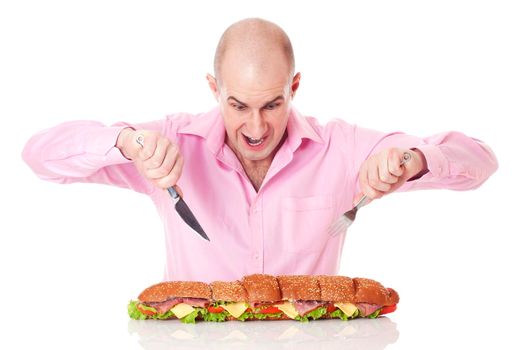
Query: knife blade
[[135, 135, 210, 241], [166, 187, 210, 241]]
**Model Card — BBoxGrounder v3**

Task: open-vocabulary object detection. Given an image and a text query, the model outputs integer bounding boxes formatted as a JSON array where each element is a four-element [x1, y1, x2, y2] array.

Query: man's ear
[[206, 74, 220, 101], [291, 72, 301, 99]]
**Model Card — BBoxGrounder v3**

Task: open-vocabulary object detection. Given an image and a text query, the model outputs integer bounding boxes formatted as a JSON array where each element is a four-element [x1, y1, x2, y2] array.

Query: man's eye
[[232, 104, 246, 111], [265, 103, 280, 110]]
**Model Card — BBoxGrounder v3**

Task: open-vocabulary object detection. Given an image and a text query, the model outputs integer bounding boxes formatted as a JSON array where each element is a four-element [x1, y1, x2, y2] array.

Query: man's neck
[[229, 133, 287, 192]]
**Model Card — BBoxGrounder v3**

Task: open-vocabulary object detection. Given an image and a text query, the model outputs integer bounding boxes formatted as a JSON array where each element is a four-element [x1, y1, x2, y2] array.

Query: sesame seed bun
[[387, 287, 400, 305], [210, 280, 248, 302], [138, 281, 211, 303], [277, 275, 321, 301], [241, 274, 281, 303], [353, 278, 390, 306], [316, 275, 355, 302]]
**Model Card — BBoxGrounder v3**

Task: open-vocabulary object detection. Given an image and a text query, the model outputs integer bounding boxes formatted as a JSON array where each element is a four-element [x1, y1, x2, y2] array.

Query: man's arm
[[22, 119, 166, 194], [341, 124, 498, 202]]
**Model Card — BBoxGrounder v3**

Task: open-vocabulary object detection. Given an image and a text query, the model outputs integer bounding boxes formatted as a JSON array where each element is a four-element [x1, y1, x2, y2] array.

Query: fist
[[116, 128, 183, 189], [357, 148, 427, 202]]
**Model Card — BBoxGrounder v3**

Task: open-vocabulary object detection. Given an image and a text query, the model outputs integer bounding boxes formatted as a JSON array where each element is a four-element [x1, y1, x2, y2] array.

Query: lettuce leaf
[[204, 310, 229, 322], [330, 309, 348, 321], [295, 307, 327, 322], [155, 310, 175, 320], [367, 309, 382, 319], [253, 312, 282, 320], [237, 311, 254, 321], [180, 308, 202, 324], [128, 300, 147, 320]]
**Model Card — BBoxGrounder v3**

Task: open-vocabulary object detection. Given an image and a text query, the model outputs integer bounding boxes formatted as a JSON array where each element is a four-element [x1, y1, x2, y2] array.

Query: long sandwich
[[128, 274, 399, 323]]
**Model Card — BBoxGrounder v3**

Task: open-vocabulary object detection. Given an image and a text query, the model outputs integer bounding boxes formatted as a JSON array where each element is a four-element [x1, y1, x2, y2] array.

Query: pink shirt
[[22, 107, 498, 282]]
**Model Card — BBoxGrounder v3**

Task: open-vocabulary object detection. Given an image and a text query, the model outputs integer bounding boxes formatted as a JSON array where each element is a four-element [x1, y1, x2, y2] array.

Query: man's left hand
[[356, 148, 428, 203]]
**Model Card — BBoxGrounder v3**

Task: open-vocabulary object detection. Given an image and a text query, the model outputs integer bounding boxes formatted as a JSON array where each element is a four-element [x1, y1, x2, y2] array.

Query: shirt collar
[[178, 106, 323, 155]]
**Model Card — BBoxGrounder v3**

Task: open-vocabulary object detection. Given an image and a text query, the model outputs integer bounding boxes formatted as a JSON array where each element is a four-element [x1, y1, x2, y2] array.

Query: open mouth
[[243, 135, 266, 147]]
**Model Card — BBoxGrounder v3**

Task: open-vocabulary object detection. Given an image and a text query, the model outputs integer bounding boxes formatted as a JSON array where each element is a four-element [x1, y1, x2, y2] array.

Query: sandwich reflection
[[128, 317, 399, 350]]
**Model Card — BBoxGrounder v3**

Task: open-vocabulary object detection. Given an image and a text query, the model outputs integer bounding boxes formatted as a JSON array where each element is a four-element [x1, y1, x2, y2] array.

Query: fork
[[328, 152, 412, 236]]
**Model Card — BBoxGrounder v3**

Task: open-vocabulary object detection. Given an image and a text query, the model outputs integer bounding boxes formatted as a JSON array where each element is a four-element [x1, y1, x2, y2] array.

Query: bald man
[[23, 18, 498, 282]]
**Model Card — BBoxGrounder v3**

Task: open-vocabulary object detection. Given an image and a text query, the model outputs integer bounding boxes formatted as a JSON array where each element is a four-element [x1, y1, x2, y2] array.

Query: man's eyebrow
[[227, 96, 247, 106], [261, 96, 284, 108], [226, 95, 284, 108]]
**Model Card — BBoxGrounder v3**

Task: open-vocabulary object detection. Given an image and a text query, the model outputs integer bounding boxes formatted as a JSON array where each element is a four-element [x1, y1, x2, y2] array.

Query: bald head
[[214, 18, 295, 82]]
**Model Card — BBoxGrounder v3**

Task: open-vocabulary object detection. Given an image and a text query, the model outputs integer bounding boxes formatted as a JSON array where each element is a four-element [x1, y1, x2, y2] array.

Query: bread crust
[[353, 278, 390, 305], [138, 281, 211, 302], [316, 275, 355, 302], [386, 287, 400, 305], [277, 275, 320, 301], [241, 274, 281, 303], [135, 275, 399, 310], [210, 280, 248, 302]]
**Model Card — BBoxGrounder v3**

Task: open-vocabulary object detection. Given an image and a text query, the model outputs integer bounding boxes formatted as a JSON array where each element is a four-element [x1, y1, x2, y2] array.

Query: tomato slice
[[326, 305, 337, 313], [207, 306, 224, 313], [257, 306, 281, 314], [137, 304, 157, 316], [379, 304, 397, 315]]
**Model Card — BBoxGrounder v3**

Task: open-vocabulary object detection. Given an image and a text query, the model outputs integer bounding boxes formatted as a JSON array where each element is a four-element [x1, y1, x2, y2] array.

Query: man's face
[[209, 54, 299, 163]]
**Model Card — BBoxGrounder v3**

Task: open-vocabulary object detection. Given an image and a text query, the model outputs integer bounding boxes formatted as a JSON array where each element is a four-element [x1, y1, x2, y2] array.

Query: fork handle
[[354, 195, 371, 210], [356, 151, 412, 208]]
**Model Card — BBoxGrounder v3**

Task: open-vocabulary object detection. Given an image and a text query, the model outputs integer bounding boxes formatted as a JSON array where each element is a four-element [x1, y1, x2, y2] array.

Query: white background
[[1, 1, 515, 349]]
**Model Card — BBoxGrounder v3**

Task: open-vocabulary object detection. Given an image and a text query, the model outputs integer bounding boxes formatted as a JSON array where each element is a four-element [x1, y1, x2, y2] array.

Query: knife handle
[[135, 135, 181, 200], [167, 187, 180, 199]]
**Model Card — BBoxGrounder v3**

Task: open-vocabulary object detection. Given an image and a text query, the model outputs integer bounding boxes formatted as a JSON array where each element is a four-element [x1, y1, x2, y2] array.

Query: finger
[[146, 143, 179, 179], [388, 149, 404, 177], [358, 164, 370, 198], [143, 137, 170, 171], [138, 134, 158, 161], [154, 154, 184, 189], [173, 185, 183, 198], [379, 154, 399, 184], [368, 163, 391, 192], [363, 168, 384, 199]]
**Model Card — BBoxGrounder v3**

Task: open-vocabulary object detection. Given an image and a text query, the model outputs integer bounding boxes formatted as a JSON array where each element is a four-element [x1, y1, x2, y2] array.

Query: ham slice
[[356, 303, 381, 317], [146, 298, 182, 314], [293, 301, 326, 316], [252, 301, 276, 308], [182, 298, 210, 308], [145, 298, 209, 314]]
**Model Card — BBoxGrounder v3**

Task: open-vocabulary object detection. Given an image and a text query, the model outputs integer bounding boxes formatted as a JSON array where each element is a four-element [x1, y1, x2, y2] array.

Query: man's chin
[[239, 147, 272, 162]]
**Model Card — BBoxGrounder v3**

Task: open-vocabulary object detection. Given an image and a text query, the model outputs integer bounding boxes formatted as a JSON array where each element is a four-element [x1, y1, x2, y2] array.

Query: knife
[[135, 135, 210, 241]]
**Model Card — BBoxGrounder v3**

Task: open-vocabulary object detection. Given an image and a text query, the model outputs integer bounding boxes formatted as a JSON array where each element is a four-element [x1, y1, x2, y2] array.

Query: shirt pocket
[[280, 195, 335, 253]]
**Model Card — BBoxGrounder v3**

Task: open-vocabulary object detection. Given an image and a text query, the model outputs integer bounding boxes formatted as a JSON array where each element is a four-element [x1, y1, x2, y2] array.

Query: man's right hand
[[116, 128, 184, 189]]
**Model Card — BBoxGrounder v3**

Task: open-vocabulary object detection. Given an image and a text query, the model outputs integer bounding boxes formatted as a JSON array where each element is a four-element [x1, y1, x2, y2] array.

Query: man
[[22, 18, 498, 282]]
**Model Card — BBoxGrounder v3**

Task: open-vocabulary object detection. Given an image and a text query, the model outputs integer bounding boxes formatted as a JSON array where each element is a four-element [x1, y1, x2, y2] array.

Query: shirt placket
[[249, 194, 264, 273]]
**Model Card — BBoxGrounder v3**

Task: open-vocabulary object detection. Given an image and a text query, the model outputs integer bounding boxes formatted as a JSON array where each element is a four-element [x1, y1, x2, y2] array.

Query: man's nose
[[247, 110, 266, 136]]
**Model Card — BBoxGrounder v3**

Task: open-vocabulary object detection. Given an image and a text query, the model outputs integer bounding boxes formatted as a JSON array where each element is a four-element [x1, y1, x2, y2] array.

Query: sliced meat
[[293, 301, 326, 316], [252, 301, 276, 308], [182, 297, 210, 308], [146, 298, 182, 314], [356, 302, 382, 317]]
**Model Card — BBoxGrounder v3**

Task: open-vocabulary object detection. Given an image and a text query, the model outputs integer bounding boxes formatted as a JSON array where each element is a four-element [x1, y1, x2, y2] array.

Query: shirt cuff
[[84, 125, 132, 164], [415, 144, 450, 178]]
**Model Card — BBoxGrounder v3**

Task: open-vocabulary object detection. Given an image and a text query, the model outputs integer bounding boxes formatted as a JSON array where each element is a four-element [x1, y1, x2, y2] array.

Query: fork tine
[[329, 217, 351, 236]]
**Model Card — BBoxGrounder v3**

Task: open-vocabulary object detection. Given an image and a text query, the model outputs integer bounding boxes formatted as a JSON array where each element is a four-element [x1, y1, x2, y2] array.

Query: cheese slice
[[334, 302, 358, 317], [276, 301, 299, 319], [220, 302, 248, 318], [170, 303, 195, 319]]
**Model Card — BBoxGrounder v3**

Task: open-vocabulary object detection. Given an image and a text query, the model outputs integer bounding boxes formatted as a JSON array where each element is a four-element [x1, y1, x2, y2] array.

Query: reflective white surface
[[128, 317, 398, 350]]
